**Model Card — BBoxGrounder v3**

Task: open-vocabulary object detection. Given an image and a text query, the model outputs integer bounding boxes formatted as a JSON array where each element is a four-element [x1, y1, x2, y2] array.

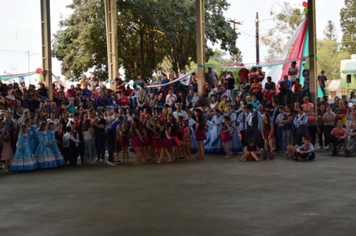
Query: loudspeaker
[[347, 74, 351, 83]]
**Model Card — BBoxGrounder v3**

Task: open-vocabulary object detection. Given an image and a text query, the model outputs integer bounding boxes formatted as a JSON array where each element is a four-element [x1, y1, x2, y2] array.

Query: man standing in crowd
[[288, 61, 299, 85], [318, 70, 328, 97], [278, 75, 292, 105], [238, 65, 250, 81], [180, 68, 190, 93], [205, 67, 218, 90], [89, 74, 98, 88], [271, 100, 280, 152], [134, 74, 145, 88], [173, 103, 187, 119]]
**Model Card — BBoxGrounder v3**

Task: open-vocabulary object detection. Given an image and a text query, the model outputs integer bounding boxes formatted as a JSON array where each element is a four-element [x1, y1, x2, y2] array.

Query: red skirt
[[131, 136, 143, 147], [195, 129, 206, 141], [119, 137, 129, 147], [220, 131, 231, 143], [160, 138, 170, 149]]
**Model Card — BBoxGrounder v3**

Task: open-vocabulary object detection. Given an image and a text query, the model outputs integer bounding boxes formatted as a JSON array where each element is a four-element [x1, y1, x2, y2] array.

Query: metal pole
[[40, 0, 53, 100], [196, 0, 205, 96], [308, 0, 317, 105], [256, 12, 260, 63]]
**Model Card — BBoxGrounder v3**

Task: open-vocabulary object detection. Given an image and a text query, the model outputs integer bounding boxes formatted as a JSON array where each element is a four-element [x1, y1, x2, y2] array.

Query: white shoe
[[93, 158, 98, 162], [99, 159, 104, 163], [107, 161, 116, 167], [318, 147, 323, 150]]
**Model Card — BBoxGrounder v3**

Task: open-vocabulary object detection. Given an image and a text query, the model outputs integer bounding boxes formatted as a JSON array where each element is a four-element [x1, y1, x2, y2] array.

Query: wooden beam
[[308, 0, 318, 105], [104, 0, 119, 91], [40, 0, 53, 100], [196, 0, 205, 96]]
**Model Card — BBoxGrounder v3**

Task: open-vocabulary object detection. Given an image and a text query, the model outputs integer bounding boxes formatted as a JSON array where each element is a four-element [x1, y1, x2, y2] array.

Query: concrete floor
[[1, 151, 356, 236]]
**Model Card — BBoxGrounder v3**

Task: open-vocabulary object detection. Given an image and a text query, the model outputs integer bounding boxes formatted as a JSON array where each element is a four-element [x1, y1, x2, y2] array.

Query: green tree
[[52, 0, 239, 81], [317, 39, 350, 81], [340, 0, 356, 54], [261, 2, 303, 61], [323, 20, 337, 40]]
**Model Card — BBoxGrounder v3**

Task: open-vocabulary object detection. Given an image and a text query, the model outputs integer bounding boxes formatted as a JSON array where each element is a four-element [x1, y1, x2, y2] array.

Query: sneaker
[[99, 159, 104, 163], [93, 158, 98, 162], [107, 161, 116, 167], [318, 147, 323, 150], [326, 146, 329, 151]]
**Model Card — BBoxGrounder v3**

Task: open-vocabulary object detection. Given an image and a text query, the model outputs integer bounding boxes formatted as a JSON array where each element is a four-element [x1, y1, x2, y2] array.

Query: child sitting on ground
[[239, 138, 260, 162], [294, 135, 315, 161]]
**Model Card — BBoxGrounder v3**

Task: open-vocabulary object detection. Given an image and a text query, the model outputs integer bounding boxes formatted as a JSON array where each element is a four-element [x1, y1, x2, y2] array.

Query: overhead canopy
[[342, 61, 356, 74]]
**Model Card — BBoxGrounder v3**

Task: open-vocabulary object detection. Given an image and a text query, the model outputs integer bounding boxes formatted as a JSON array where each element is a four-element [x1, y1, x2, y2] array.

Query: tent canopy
[[342, 61, 356, 74]]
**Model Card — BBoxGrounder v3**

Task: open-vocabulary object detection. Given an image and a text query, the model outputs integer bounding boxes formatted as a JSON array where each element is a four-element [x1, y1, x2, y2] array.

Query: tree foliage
[[52, 0, 239, 81], [323, 20, 337, 41], [261, 2, 303, 61], [340, 0, 356, 54], [317, 39, 350, 81]]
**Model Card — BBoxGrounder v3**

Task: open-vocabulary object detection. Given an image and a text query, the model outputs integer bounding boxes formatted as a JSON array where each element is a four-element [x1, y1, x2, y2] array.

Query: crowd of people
[[0, 61, 356, 172]]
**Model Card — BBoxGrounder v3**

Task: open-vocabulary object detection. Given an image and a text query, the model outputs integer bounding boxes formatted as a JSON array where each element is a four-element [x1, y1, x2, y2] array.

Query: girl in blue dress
[[187, 112, 198, 153], [10, 124, 37, 171], [30, 115, 39, 147], [225, 105, 243, 153], [25, 118, 37, 154], [48, 122, 65, 166], [205, 109, 223, 154], [34, 122, 58, 169]]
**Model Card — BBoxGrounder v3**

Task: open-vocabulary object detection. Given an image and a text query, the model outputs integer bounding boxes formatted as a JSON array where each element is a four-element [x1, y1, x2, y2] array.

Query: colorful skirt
[[220, 131, 231, 143], [264, 130, 275, 140], [160, 138, 170, 149], [195, 129, 206, 141], [119, 137, 129, 147], [131, 136, 143, 147]]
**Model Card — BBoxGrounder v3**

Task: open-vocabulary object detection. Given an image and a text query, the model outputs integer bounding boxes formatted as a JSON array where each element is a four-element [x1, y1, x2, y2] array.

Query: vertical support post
[[196, 0, 205, 96], [104, 0, 119, 91], [308, 0, 317, 105], [256, 12, 260, 63], [40, 0, 53, 100]]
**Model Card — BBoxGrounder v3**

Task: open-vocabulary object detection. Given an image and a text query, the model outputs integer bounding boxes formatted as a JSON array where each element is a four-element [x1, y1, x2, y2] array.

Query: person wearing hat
[[288, 61, 299, 86], [318, 70, 328, 97]]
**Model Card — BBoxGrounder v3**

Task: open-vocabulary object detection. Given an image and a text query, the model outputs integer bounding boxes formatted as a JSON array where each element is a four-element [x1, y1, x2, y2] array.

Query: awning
[[342, 61, 356, 74]]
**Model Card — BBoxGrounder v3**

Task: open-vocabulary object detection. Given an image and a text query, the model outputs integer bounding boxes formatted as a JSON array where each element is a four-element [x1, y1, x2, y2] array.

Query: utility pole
[[256, 12, 260, 63], [227, 19, 242, 63], [308, 0, 318, 105]]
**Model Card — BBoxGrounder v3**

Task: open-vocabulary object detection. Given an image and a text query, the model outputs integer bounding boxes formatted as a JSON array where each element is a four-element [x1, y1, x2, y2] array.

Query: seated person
[[250, 78, 262, 101], [294, 135, 315, 161], [209, 80, 221, 102], [327, 120, 347, 156], [301, 96, 314, 112], [278, 75, 292, 105], [250, 95, 260, 110], [239, 138, 260, 162], [302, 78, 310, 99], [237, 78, 250, 99], [219, 95, 228, 113], [263, 76, 276, 102], [293, 78, 303, 102]]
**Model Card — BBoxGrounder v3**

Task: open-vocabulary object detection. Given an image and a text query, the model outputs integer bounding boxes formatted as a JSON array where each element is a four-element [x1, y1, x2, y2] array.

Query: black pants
[[318, 125, 325, 148], [307, 125, 317, 146], [326, 134, 345, 155], [241, 130, 247, 147], [95, 135, 106, 160], [274, 124, 279, 151], [324, 126, 333, 146], [105, 129, 116, 162], [296, 151, 315, 161]]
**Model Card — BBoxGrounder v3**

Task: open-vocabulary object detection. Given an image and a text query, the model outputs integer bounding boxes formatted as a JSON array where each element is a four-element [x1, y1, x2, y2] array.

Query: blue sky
[[0, 0, 345, 82]]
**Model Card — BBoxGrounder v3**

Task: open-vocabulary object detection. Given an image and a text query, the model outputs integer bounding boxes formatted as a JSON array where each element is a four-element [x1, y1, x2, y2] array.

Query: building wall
[[340, 59, 356, 97]]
